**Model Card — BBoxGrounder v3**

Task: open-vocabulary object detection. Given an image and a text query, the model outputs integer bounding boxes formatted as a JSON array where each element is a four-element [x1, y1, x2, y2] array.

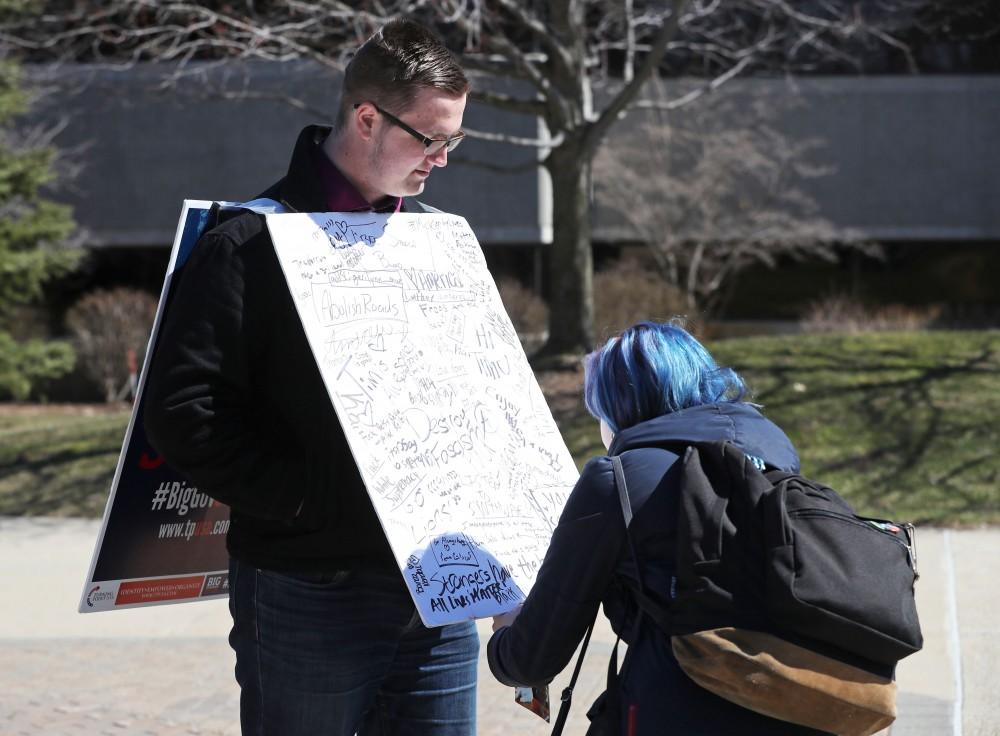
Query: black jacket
[[487, 402, 827, 735], [143, 125, 433, 573]]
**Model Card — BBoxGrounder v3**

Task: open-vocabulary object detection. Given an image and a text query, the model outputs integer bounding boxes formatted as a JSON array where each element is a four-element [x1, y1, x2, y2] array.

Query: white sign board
[[267, 212, 578, 626]]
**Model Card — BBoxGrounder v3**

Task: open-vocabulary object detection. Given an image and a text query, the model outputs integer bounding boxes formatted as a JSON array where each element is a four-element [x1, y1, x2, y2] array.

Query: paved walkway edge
[[2, 519, 996, 734]]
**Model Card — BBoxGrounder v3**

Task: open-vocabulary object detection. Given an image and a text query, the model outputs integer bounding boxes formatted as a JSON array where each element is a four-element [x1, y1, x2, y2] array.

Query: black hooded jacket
[[487, 402, 827, 735], [143, 125, 434, 574]]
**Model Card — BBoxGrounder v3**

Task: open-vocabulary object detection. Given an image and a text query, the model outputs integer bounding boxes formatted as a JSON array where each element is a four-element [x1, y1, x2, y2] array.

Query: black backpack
[[620, 441, 923, 736]]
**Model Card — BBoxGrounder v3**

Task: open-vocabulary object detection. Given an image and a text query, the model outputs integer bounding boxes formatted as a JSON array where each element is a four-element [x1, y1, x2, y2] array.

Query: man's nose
[[427, 147, 449, 168]]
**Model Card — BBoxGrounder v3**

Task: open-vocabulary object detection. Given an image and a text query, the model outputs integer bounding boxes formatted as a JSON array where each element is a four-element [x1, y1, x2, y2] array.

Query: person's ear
[[353, 102, 379, 143], [600, 420, 615, 451]]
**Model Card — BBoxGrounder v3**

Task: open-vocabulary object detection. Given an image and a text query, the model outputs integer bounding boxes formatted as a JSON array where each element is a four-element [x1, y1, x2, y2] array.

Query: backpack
[[618, 441, 923, 736]]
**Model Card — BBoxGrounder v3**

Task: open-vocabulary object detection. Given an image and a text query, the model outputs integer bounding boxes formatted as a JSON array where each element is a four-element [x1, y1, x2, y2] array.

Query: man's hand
[[492, 604, 523, 632]]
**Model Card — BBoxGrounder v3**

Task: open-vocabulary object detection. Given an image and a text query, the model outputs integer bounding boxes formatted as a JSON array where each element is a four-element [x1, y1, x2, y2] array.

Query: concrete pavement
[[0, 517, 995, 735]]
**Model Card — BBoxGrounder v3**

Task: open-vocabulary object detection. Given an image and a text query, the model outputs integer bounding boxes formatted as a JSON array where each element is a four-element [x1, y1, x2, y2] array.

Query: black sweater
[[143, 125, 430, 573]]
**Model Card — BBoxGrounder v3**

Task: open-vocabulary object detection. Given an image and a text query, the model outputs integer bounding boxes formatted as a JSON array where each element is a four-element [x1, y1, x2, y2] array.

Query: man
[[143, 19, 476, 736]]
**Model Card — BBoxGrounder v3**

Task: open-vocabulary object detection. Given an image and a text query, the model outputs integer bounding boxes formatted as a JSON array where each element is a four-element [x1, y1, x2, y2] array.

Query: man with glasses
[[144, 19, 475, 736]]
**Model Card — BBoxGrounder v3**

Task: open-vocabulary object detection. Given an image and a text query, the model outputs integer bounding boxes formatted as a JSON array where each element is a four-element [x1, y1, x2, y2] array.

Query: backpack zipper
[[789, 508, 919, 578]]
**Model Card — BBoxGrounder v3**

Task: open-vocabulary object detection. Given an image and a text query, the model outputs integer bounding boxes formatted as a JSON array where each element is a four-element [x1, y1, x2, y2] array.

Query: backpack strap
[[591, 456, 652, 732], [551, 455, 631, 736], [611, 452, 677, 636], [613, 454, 633, 528], [549, 610, 597, 736]]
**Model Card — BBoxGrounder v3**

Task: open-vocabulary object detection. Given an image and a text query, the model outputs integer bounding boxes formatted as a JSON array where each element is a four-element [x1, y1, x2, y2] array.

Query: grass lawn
[[1, 330, 997, 526], [715, 330, 1000, 526], [0, 405, 130, 518], [551, 330, 1000, 527]]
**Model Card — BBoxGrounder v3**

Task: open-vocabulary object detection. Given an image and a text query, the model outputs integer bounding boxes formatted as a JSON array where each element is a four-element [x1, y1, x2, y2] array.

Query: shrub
[[800, 294, 944, 334], [65, 288, 158, 402], [497, 277, 549, 338], [593, 257, 688, 340], [0, 332, 76, 400]]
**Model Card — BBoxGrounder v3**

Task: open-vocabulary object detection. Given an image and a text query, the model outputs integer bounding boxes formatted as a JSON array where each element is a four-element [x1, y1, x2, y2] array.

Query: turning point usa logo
[[86, 585, 116, 608]]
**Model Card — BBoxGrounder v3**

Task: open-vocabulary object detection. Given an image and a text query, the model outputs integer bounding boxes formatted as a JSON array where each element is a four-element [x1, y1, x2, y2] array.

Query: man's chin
[[388, 181, 425, 198]]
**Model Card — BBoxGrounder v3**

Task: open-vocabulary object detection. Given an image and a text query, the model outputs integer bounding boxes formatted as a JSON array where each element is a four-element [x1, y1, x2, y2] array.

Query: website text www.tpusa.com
[[158, 518, 230, 541]]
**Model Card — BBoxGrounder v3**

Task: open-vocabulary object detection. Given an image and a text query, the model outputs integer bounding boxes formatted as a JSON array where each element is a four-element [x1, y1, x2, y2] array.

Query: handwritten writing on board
[[267, 212, 578, 626]]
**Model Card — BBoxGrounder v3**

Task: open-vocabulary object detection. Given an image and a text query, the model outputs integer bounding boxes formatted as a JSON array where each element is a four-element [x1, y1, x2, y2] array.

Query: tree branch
[[632, 52, 754, 111], [463, 125, 564, 149], [469, 89, 547, 116], [491, 0, 576, 80], [584, 0, 688, 155], [437, 5, 553, 99]]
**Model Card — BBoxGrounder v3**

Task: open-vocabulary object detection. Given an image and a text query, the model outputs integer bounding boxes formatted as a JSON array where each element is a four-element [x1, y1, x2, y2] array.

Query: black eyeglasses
[[354, 102, 465, 155]]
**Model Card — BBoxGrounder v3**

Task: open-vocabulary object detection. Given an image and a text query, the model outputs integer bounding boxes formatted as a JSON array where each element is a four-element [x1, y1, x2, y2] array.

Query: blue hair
[[583, 320, 747, 434]]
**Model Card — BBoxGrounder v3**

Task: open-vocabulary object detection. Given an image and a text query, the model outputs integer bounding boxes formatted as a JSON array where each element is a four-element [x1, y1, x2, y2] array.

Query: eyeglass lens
[[425, 136, 463, 156]]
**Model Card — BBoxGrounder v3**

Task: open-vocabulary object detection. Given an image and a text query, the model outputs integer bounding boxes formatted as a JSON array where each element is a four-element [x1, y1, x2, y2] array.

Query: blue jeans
[[228, 558, 479, 736]]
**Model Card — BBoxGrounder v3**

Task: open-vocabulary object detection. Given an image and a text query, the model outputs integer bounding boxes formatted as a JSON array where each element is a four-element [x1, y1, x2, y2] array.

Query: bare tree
[[3, 1, 990, 356], [594, 85, 878, 319]]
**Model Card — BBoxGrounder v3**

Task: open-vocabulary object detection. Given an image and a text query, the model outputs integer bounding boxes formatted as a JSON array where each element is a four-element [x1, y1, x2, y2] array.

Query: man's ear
[[353, 102, 379, 143]]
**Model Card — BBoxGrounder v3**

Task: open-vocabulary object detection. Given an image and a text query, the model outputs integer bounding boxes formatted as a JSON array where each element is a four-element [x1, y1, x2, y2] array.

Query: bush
[[0, 332, 76, 400], [593, 257, 688, 340], [65, 288, 158, 402], [497, 277, 549, 345], [800, 294, 943, 334]]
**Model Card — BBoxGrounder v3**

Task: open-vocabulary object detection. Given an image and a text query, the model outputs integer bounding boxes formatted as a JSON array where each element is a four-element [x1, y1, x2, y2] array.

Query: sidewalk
[[1, 517, 996, 735]]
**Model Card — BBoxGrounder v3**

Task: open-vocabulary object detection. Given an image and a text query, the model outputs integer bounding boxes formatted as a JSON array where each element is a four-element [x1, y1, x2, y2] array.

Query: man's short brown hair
[[335, 19, 469, 130]]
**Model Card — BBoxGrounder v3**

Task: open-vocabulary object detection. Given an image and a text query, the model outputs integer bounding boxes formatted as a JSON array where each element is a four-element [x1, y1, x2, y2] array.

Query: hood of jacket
[[607, 402, 800, 472]]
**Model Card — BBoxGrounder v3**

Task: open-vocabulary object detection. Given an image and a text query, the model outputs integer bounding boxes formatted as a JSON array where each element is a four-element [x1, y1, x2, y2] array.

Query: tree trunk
[[539, 140, 594, 359]]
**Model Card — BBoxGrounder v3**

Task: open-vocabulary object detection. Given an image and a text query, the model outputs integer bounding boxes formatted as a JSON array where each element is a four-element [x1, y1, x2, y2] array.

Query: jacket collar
[[608, 402, 800, 473]]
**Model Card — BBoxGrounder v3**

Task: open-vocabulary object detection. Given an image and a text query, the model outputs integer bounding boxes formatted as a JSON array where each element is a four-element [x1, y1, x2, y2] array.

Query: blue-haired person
[[487, 321, 825, 735]]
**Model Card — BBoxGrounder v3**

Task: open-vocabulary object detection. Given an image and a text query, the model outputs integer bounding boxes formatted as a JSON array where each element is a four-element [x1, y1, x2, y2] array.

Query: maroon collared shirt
[[315, 149, 403, 214]]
